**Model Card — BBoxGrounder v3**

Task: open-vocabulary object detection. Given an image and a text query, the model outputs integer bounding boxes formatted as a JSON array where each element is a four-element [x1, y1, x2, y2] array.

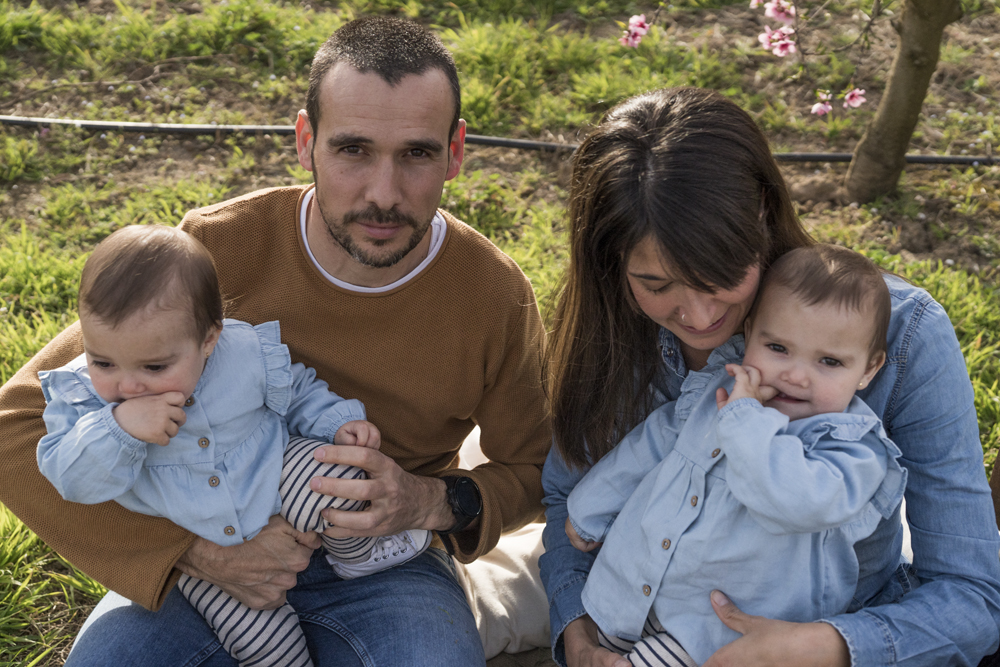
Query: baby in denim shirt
[[36, 225, 431, 667], [565, 245, 907, 667]]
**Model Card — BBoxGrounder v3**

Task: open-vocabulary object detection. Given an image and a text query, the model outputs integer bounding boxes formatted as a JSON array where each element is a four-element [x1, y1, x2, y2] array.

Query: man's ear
[[445, 119, 466, 181], [859, 351, 886, 390], [295, 110, 315, 172]]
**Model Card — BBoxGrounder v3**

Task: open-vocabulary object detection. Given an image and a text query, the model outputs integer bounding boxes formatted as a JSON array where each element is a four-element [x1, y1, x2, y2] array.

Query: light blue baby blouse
[[37, 319, 366, 547], [567, 336, 907, 666]]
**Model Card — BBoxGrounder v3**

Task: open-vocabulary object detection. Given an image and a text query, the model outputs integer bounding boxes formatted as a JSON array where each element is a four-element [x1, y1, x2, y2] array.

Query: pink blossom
[[628, 14, 649, 35], [619, 29, 643, 47], [763, 0, 796, 25], [811, 101, 833, 115], [750, 0, 761, 7], [843, 88, 867, 108], [619, 14, 649, 48], [816, 90, 832, 102], [759, 25, 796, 56]]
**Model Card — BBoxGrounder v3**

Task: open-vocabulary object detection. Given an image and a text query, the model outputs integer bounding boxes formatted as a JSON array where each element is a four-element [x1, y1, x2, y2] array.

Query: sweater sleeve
[[440, 279, 551, 562], [0, 322, 194, 611]]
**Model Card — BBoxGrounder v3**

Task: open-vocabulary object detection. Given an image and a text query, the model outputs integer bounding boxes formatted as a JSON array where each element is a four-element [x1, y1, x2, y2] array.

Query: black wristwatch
[[438, 475, 483, 536]]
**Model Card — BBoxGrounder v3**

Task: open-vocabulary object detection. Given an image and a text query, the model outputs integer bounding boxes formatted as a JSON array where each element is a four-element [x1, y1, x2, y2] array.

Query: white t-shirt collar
[[299, 187, 445, 293]]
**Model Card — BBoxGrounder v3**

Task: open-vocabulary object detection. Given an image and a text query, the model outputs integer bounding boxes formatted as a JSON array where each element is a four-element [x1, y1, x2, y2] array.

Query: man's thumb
[[711, 590, 751, 635]]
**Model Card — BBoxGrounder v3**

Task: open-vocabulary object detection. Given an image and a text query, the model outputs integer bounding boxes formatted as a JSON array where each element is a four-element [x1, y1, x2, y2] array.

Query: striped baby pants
[[597, 612, 699, 667], [178, 437, 377, 667]]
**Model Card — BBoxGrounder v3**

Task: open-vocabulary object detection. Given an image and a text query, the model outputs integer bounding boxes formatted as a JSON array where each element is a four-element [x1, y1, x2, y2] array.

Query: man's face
[[296, 62, 465, 270]]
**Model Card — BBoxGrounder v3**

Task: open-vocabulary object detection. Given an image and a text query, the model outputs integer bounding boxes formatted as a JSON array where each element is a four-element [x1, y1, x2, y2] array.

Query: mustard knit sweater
[[0, 185, 551, 611]]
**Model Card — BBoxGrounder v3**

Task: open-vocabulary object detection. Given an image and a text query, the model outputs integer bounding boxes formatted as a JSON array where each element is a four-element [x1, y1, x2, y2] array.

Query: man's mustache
[[343, 205, 419, 228]]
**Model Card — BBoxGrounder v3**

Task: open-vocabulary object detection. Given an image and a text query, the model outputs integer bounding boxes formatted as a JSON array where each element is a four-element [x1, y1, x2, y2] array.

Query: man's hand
[[564, 616, 631, 667], [309, 445, 455, 537], [333, 420, 381, 450], [715, 364, 778, 411], [175, 515, 320, 609], [702, 590, 850, 667], [112, 392, 187, 446], [565, 517, 601, 552]]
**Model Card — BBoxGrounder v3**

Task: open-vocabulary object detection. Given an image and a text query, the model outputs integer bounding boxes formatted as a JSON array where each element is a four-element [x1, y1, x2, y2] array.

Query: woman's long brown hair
[[547, 88, 814, 469]]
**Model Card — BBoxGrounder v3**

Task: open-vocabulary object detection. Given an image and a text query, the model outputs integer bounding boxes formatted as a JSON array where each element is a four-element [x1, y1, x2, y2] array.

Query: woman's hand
[[565, 517, 601, 552], [702, 591, 850, 667], [564, 616, 631, 667]]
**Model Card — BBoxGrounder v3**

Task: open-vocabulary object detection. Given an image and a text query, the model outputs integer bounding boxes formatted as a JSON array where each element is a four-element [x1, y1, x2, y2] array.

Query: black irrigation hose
[[2, 114, 998, 166]]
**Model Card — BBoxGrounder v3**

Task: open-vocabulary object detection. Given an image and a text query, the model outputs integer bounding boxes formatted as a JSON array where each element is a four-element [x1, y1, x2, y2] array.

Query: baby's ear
[[860, 351, 886, 389], [202, 323, 223, 357]]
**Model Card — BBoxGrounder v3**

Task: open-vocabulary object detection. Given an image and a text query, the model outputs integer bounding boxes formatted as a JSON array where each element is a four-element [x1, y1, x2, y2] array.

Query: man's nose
[[365, 158, 403, 212]]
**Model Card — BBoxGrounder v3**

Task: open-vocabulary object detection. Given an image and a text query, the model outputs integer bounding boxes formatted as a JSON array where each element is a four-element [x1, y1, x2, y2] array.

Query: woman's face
[[626, 235, 761, 362]]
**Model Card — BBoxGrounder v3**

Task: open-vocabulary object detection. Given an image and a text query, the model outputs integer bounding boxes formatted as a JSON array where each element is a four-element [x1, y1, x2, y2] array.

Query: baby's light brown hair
[[79, 225, 223, 340], [749, 244, 891, 364]]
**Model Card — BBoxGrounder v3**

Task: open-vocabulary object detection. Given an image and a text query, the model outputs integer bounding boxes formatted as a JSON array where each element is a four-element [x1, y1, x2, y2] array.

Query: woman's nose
[[680, 289, 722, 330]]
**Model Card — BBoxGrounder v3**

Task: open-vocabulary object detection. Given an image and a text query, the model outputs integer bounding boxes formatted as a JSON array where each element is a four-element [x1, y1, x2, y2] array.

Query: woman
[[539, 87, 1000, 667]]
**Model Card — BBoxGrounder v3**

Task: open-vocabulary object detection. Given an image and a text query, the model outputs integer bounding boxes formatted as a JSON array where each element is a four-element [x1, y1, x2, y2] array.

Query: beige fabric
[[459, 428, 551, 658]]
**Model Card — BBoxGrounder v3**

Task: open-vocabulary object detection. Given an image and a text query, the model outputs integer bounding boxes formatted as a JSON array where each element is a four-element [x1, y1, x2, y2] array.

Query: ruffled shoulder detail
[[800, 402, 907, 519], [252, 320, 293, 416], [38, 354, 105, 409], [675, 335, 744, 420]]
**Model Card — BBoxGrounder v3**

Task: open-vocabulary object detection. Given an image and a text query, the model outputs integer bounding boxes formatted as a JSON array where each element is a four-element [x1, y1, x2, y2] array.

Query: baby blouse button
[[209, 476, 220, 487], [224, 526, 235, 536], [711, 448, 721, 458], [690, 496, 698, 507], [662, 539, 671, 550], [198, 437, 210, 448], [185, 397, 195, 407], [642, 585, 651, 596]]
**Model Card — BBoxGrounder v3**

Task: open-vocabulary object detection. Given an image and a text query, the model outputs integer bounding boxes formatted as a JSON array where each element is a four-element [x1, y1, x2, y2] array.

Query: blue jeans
[[66, 548, 486, 667]]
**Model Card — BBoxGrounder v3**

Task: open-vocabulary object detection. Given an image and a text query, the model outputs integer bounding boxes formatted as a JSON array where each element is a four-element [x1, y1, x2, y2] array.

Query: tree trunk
[[844, 0, 963, 203]]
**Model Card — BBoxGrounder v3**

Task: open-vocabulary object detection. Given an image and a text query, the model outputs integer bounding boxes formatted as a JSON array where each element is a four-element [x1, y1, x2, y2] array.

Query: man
[[0, 16, 550, 665]]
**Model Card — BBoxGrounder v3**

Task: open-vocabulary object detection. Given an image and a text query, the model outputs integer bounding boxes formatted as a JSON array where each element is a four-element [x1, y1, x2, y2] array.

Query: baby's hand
[[715, 364, 779, 410], [333, 420, 381, 449], [112, 392, 187, 446], [565, 517, 601, 553]]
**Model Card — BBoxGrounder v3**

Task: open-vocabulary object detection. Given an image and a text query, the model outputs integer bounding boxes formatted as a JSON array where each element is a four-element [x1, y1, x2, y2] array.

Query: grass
[[2, 0, 1000, 663]]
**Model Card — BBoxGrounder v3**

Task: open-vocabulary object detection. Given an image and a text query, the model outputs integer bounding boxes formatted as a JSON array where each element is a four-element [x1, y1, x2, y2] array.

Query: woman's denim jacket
[[540, 275, 1000, 667]]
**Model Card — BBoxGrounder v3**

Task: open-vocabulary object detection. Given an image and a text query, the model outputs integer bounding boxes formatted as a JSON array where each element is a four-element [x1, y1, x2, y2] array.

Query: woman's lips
[[679, 310, 728, 335]]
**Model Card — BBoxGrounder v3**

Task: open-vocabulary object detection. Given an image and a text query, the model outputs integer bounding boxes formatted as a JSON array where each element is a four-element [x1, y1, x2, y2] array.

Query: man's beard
[[315, 196, 431, 269]]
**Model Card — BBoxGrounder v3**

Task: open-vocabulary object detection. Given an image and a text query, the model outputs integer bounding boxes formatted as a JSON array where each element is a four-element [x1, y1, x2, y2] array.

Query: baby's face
[[80, 306, 218, 404], [742, 287, 883, 421]]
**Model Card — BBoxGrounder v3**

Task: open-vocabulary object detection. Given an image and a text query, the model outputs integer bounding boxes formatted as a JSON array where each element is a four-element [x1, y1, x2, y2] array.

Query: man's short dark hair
[[307, 16, 461, 140]]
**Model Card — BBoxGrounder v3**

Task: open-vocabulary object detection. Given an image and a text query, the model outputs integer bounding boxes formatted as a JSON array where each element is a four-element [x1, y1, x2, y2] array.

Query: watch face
[[454, 477, 482, 517]]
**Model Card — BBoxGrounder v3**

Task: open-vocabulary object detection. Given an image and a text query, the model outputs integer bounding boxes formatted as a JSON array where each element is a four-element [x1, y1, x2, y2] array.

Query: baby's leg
[[177, 574, 312, 667], [281, 436, 431, 579], [281, 436, 377, 561], [597, 616, 698, 667]]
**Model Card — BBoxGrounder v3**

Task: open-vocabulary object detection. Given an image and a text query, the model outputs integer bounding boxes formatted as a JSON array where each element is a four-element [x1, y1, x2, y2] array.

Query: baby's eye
[[92, 361, 112, 369], [819, 357, 842, 367], [765, 343, 786, 354], [144, 364, 167, 372]]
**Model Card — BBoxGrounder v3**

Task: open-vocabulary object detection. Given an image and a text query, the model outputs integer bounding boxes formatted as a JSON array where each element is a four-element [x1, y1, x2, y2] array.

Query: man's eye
[[409, 148, 428, 158], [765, 343, 786, 354], [820, 357, 842, 367], [341, 146, 362, 155]]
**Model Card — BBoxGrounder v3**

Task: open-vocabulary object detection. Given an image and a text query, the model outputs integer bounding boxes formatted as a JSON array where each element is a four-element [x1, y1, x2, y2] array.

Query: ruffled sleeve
[[252, 320, 293, 416], [675, 335, 745, 420]]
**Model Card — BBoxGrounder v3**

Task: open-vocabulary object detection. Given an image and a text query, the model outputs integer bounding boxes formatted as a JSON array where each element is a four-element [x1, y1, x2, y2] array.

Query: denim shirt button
[[209, 476, 220, 487], [662, 539, 671, 550], [691, 495, 698, 507], [642, 585, 651, 596], [198, 437, 210, 448], [711, 448, 721, 458], [185, 396, 195, 407], [224, 525, 235, 536]]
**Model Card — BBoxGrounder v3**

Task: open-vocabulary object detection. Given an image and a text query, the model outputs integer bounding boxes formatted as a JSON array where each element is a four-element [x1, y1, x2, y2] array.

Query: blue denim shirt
[[567, 336, 906, 665], [541, 275, 1000, 666], [37, 319, 366, 547]]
